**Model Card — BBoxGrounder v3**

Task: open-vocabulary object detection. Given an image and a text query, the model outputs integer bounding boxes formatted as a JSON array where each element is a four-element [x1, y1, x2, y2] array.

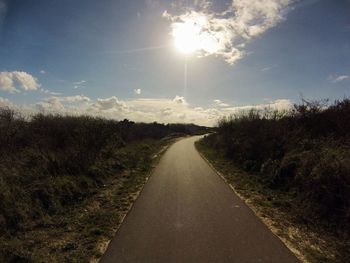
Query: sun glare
[[171, 16, 220, 55], [172, 20, 201, 54]]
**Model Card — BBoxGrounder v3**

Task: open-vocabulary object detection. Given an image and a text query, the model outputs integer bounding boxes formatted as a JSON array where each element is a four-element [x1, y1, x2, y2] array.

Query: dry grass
[[1, 138, 177, 263], [0, 108, 210, 262], [196, 141, 350, 263]]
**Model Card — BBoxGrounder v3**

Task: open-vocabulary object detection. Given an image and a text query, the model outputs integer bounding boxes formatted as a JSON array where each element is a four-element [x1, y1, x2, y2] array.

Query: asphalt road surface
[[101, 136, 299, 263]]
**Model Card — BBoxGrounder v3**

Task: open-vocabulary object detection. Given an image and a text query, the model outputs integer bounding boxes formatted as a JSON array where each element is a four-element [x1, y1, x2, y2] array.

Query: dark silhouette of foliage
[[0, 109, 209, 237], [202, 98, 350, 234]]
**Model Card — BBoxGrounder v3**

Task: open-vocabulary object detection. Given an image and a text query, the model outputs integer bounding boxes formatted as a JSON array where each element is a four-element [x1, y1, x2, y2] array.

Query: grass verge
[[0, 137, 179, 263], [196, 139, 350, 263]]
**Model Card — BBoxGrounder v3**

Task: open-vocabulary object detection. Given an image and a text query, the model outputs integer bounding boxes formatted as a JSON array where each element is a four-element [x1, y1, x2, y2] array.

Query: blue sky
[[0, 0, 349, 126]]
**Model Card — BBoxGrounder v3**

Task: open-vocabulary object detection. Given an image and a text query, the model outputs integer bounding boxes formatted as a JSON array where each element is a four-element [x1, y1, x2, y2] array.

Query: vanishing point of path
[[101, 136, 300, 263]]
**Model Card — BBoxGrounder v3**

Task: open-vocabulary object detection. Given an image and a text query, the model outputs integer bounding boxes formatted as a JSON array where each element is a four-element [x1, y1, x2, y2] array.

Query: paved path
[[101, 136, 299, 263]]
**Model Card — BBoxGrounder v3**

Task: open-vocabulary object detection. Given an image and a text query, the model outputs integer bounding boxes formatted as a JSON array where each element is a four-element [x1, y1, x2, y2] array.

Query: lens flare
[[171, 15, 220, 55]]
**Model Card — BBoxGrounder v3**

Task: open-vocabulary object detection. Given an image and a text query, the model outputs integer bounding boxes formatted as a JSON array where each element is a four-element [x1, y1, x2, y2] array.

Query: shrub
[[0, 110, 209, 236], [203, 98, 350, 233]]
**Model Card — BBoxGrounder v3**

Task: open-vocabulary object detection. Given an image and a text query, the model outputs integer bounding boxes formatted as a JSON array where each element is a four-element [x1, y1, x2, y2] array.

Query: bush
[[203, 98, 350, 233], [0, 109, 210, 236]]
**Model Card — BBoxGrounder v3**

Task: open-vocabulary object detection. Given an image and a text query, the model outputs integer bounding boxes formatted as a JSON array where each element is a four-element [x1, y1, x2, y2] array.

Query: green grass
[[196, 139, 350, 263]]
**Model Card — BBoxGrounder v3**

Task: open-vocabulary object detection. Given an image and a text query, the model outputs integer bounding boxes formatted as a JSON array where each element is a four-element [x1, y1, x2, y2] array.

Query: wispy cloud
[[261, 64, 277, 72], [164, 0, 292, 64], [73, 80, 86, 89], [0, 71, 41, 93], [40, 88, 61, 96], [74, 80, 87, 85], [328, 74, 349, 83]]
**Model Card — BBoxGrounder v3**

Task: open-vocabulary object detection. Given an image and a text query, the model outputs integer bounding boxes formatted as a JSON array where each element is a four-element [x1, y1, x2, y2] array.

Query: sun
[[171, 15, 221, 55], [172, 20, 201, 54]]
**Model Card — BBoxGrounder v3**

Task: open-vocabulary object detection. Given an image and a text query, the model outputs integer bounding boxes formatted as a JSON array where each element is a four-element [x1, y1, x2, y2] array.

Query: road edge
[[194, 139, 305, 263], [93, 136, 184, 263]]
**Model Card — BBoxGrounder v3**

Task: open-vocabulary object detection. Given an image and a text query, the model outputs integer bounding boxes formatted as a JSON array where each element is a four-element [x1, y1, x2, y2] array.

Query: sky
[[0, 0, 349, 126]]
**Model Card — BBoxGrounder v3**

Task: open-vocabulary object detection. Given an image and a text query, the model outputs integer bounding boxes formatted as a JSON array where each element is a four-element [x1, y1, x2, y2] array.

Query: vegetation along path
[[101, 136, 299, 263]]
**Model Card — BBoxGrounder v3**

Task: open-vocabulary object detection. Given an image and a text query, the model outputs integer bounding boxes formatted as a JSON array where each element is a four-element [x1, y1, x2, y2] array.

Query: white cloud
[[10, 71, 40, 91], [95, 96, 126, 111], [329, 75, 349, 83], [134, 88, 142, 95], [164, 0, 291, 64], [178, 113, 186, 119], [264, 99, 293, 111], [1, 94, 293, 127], [173, 95, 187, 104], [0, 73, 15, 93], [60, 95, 91, 103], [40, 70, 46, 74], [0, 71, 41, 93], [213, 99, 229, 107], [125, 96, 213, 124], [35, 95, 92, 113], [36, 97, 65, 113], [160, 107, 173, 116]]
